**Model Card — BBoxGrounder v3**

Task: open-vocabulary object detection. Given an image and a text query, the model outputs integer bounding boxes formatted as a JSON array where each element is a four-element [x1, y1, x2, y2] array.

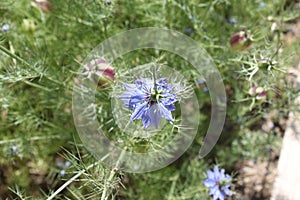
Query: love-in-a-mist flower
[[119, 78, 177, 129], [203, 165, 233, 200], [230, 30, 252, 51]]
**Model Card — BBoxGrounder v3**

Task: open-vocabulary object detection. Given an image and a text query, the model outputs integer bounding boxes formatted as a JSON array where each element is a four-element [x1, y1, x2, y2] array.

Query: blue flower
[[119, 78, 177, 129], [203, 165, 233, 200], [1, 24, 10, 32], [259, 2, 266, 9]]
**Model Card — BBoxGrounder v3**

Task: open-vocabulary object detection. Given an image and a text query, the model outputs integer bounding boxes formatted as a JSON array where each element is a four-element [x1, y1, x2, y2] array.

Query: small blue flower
[[259, 2, 266, 9], [119, 78, 177, 129], [60, 169, 65, 177], [203, 165, 233, 200], [184, 27, 194, 35], [226, 18, 238, 25], [56, 160, 71, 177], [1, 24, 10, 32], [10, 145, 18, 156], [196, 79, 206, 85]]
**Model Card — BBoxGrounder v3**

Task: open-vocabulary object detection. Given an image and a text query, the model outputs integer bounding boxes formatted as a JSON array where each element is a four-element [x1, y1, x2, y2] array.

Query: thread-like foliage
[[0, 0, 299, 199]]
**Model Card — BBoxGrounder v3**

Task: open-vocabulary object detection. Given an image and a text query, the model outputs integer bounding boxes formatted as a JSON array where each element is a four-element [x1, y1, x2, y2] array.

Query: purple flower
[[1, 24, 10, 32], [119, 78, 177, 129], [203, 165, 233, 200]]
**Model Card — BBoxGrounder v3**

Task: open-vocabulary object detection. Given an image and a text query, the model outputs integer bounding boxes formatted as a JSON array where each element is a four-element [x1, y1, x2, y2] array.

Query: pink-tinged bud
[[248, 86, 257, 96], [85, 59, 114, 89], [248, 86, 266, 100], [32, 0, 52, 12], [230, 30, 252, 51]]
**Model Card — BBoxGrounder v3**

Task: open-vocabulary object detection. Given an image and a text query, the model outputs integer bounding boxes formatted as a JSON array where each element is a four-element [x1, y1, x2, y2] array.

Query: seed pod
[[230, 30, 252, 51]]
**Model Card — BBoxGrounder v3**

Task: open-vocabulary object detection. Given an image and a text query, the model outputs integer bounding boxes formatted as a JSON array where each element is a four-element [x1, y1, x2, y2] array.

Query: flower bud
[[230, 30, 252, 51], [32, 0, 52, 12], [22, 19, 36, 32], [85, 59, 114, 89], [249, 86, 266, 100]]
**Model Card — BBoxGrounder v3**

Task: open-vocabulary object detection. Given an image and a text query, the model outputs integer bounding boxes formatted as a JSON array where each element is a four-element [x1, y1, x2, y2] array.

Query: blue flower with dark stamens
[[119, 78, 177, 129], [203, 165, 233, 200]]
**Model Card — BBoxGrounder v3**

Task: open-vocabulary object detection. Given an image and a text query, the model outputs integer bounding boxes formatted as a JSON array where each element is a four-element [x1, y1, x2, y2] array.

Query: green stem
[[167, 173, 179, 200], [46, 161, 102, 200], [0, 45, 62, 86], [0, 135, 62, 145], [101, 150, 126, 200]]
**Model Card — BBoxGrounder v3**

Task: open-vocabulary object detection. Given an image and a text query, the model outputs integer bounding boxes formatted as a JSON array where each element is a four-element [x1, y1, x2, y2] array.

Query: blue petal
[[166, 84, 173, 90], [120, 83, 138, 109], [221, 185, 233, 196], [213, 165, 221, 179], [130, 92, 147, 105], [219, 169, 226, 180], [213, 189, 224, 200], [141, 111, 151, 129], [147, 104, 162, 128], [164, 104, 176, 111], [156, 78, 168, 85], [119, 92, 134, 109], [130, 102, 148, 121], [206, 170, 215, 180], [203, 179, 215, 187], [136, 78, 152, 90], [209, 185, 219, 196], [157, 103, 173, 122], [225, 175, 232, 182]]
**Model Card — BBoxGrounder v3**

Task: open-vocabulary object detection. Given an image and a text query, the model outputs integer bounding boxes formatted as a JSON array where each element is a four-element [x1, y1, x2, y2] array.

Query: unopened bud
[[249, 86, 266, 100], [85, 59, 114, 89], [230, 30, 252, 51], [23, 19, 36, 32], [32, 0, 52, 12]]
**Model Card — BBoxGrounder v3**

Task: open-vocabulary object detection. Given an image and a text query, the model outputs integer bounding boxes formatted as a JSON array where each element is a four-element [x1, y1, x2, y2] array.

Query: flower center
[[150, 87, 162, 103], [218, 180, 229, 187]]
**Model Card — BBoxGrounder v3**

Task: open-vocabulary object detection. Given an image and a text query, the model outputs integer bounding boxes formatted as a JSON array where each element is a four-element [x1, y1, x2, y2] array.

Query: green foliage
[[0, 0, 299, 199]]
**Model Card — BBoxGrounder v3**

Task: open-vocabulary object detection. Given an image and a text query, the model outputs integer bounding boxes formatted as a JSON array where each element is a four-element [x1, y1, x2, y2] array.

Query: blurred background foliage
[[0, 0, 300, 199]]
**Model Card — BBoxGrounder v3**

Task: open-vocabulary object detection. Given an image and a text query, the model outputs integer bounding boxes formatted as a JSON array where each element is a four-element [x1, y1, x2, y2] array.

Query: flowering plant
[[120, 78, 177, 129], [203, 165, 233, 200]]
